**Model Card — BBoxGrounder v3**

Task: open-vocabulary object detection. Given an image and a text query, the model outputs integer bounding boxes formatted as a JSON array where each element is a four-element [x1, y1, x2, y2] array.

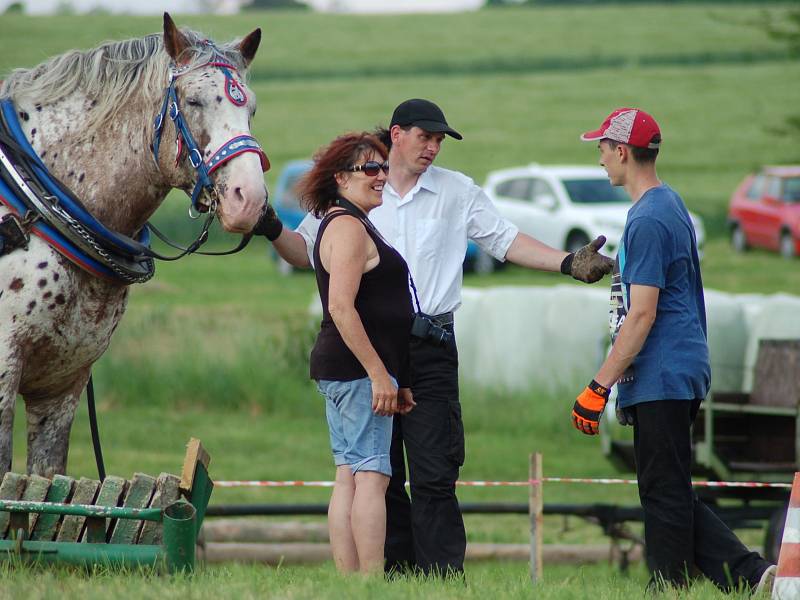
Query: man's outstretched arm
[[252, 205, 313, 268], [504, 232, 568, 272], [273, 229, 312, 268], [505, 232, 614, 283]]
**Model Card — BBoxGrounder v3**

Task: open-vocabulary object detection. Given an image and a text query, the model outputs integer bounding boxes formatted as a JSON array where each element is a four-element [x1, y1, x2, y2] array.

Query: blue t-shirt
[[609, 184, 710, 407]]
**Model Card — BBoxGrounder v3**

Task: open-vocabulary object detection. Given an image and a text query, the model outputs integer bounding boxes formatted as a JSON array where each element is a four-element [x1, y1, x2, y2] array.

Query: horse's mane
[[0, 29, 248, 140]]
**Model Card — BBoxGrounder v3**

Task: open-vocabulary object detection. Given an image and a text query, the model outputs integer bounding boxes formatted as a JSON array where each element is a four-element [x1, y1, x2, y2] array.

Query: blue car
[[270, 159, 498, 274]]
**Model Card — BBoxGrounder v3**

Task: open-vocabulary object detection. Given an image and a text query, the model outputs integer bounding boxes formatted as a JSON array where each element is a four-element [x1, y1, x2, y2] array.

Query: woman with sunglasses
[[299, 132, 415, 575]]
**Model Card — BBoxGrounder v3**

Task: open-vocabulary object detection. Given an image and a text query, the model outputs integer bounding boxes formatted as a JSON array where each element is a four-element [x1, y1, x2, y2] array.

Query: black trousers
[[384, 334, 466, 576], [633, 399, 769, 591]]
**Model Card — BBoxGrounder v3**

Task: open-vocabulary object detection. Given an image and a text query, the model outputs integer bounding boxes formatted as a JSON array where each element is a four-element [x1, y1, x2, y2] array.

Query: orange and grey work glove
[[571, 380, 610, 435]]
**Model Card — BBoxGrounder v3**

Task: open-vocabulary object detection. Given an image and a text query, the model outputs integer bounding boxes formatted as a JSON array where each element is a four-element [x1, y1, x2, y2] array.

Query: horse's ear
[[238, 29, 261, 68], [163, 12, 191, 65]]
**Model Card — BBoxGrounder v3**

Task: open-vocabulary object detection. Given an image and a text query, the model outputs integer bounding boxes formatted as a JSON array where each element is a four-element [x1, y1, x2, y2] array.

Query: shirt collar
[[418, 167, 439, 194], [386, 166, 439, 206]]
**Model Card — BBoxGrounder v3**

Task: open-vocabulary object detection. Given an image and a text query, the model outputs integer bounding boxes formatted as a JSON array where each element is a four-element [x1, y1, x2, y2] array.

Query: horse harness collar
[[152, 43, 269, 212], [0, 45, 268, 283], [0, 98, 158, 283]]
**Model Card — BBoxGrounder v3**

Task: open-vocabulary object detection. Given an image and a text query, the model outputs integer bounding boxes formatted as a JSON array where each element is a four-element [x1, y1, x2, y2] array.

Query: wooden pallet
[[0, 437, 210, 544]]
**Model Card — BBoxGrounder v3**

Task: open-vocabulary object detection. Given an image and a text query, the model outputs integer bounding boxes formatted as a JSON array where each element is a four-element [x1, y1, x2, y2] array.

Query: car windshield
[[563, 179, 630, 204]]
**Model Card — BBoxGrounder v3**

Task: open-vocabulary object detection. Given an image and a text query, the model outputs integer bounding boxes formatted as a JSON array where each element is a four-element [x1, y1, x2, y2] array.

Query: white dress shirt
[[296, 165, 519, 316]]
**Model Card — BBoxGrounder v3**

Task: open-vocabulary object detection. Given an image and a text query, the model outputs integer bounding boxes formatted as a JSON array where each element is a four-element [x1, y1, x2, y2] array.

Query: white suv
[[484, 164, 705, 256]]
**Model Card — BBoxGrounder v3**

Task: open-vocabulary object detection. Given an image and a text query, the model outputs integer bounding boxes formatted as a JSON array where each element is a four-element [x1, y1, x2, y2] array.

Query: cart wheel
[[764, 506, 787, 564]]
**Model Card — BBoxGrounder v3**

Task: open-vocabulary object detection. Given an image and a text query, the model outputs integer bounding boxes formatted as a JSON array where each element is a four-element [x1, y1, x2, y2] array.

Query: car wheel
[[731, 223, 748, 253], [472, 250, 496, 275], [780, 230, 797, 259], [565, 231, 591, 254]]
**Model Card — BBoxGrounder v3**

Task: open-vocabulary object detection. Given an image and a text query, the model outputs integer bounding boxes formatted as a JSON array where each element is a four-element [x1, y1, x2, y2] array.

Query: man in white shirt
[[255, 99, 613, 576]]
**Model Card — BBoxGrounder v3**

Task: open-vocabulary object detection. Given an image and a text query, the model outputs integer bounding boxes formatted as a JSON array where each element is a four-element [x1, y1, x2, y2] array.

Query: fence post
[[529, 452, 543, 584]]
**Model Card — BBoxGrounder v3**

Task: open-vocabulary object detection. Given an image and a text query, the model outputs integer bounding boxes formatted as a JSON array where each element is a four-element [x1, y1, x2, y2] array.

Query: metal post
[[0, 499, 162, 522], [0, 540, 161, 568], [529, 452, 543, 584], [162, 500, 197, 573]]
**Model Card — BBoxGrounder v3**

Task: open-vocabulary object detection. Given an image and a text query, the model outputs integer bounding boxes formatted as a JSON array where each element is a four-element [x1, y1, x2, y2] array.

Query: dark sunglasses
[[347, 161, 389, 177]]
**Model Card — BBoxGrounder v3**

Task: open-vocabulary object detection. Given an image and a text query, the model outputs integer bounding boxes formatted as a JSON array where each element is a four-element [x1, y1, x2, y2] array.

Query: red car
[[728, 166, 800, 258]]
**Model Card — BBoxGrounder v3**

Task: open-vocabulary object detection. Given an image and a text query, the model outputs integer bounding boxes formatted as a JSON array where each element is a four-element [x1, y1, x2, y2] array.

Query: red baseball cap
[[581, 108, 661, 149]]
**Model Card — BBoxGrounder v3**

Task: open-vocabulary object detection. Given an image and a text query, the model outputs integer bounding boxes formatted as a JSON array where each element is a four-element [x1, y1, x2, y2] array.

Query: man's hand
[[571, 380, 610, 435], [616, 404, 634, 426], [397, 387, 416, 415], [561, 236, 614, 283], [251, 203, 284, 241]]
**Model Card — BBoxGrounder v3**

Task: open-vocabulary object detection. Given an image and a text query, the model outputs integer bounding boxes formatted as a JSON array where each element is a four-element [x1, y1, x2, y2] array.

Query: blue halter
[[152, 52, 269, 211]]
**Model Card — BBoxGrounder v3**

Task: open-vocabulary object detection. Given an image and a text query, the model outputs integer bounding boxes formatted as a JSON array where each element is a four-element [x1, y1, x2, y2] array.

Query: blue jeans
[[317, 377, 393, 476]]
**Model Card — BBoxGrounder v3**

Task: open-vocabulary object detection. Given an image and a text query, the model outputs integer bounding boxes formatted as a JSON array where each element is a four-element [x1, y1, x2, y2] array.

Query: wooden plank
[[0, 473, 28, 539], [56, 478, 100, 542], [189, 462, 214, 536], [83, 476, 127, 543], [31, 474, 74, 541], [20, 474, 51, 533], [751, 340, 800, 408], [139, 473, 180, 545], [180, 438, 210, 495], [109, 473, 155, 545]]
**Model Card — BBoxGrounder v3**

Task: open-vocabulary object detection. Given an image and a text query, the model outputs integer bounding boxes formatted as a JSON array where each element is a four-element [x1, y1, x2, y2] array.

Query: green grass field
[[0, 561, 768, 600], [1, 4, 799, 597]]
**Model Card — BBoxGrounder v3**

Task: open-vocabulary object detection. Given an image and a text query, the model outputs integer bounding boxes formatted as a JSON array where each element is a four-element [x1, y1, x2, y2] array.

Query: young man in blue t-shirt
[[571, 108, 775, 593]]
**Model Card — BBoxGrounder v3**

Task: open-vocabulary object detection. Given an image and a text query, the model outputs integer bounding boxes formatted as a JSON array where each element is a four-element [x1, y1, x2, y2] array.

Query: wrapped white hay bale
[[455, 285, 608, 393], [704, 290, 750, 392], [310, 285, 798, 396], [741, 294, 800, 392]]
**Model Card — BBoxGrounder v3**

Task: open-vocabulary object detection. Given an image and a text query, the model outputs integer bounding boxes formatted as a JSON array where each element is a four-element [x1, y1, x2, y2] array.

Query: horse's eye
[[186, 98, 203, 107]]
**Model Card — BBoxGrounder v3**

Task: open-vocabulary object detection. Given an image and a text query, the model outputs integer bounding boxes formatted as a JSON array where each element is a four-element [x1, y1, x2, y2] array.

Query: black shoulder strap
[[331, 198, 422, 313]]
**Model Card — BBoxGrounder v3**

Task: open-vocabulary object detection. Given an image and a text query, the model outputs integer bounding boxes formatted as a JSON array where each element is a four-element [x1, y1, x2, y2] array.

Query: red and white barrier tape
[[214, 477, 791, 489]]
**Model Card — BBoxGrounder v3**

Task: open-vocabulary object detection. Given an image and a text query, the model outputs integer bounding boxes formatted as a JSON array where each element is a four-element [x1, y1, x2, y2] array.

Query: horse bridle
[[152, 46, 270, 215]]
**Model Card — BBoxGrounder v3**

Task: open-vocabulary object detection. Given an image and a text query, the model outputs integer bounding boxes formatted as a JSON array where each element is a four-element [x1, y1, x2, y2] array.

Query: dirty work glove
[[252, 203, 284, 241], [560, 236, 615, 283], [572, 380, 610, 435], [616, 404, 635, 427]]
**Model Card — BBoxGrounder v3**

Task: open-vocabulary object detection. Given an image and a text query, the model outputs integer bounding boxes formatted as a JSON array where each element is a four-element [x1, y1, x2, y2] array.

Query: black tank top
[[309, 209, 414, 385]]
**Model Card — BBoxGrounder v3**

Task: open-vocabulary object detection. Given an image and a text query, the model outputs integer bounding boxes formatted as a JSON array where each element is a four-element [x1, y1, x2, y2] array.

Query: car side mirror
[[535, 194, 558, 211]]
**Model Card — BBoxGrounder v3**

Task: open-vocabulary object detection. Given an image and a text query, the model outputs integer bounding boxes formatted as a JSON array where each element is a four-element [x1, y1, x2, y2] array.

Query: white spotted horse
[[0, 14, 270, 478]]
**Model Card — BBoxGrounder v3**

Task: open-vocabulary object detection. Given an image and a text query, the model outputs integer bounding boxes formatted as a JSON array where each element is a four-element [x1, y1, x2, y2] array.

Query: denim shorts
[[316, 377, 393, 476]]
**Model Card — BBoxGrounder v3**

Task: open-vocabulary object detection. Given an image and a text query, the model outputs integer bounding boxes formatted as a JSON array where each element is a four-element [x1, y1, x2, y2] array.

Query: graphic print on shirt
[[609, 241, 635, 384]]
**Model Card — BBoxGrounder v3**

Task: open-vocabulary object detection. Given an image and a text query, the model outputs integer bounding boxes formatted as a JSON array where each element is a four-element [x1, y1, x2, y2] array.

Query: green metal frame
[[0, 499, 196, 572]]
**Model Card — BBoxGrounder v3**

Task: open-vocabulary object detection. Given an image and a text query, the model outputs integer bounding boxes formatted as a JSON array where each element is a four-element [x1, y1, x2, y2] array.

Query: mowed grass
[[0, 561, 766, 600], [1, 5, 798, 597], [0, 5, 793, 80]]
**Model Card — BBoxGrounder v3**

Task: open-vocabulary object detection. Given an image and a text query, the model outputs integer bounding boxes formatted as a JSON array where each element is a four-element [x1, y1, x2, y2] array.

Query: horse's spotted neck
[[17, 93, 171, 237]]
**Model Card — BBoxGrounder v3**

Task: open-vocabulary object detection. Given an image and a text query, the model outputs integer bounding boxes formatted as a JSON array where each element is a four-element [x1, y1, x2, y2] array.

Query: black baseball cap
[[390, 99, 463, 140]]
